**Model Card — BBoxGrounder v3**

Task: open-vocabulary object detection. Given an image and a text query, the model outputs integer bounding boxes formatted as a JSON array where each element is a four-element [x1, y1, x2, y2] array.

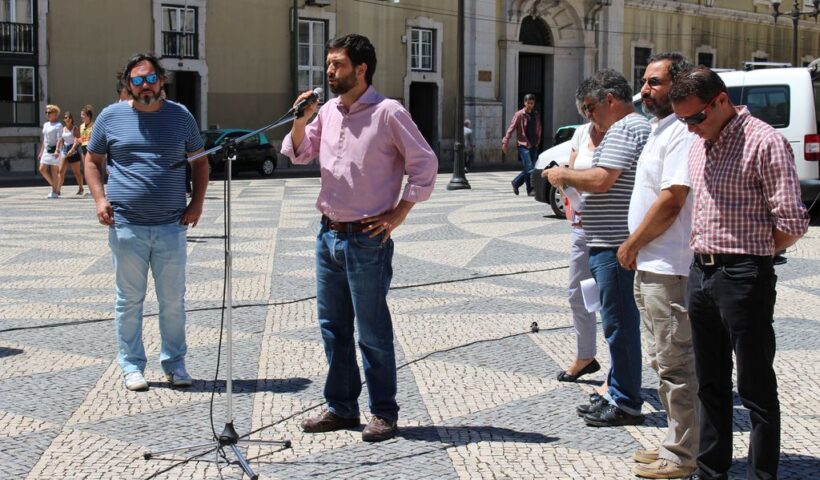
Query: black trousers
[[688, 255, 780, 480]]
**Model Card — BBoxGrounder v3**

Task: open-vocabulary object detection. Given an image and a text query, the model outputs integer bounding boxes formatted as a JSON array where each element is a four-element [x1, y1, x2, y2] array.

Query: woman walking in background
[[79, 105, 94, 157], [38, 105, 62, 199], [56, 111, 84, 195]]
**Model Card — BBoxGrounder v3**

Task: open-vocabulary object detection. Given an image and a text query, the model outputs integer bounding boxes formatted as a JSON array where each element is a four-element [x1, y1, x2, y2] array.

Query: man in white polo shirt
[[617, 52, 699, 479]]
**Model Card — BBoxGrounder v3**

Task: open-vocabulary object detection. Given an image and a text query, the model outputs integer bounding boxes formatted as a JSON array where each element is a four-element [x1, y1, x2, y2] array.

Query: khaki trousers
[[634, 270, 700, 467]]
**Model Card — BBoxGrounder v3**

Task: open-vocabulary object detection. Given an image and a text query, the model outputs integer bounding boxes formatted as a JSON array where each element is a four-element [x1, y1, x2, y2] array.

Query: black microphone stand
[[145, 108, 306, 479]]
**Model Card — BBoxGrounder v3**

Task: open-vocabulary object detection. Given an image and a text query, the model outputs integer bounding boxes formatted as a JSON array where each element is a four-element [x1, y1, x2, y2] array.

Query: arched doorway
[[518, 16, 553, 149]]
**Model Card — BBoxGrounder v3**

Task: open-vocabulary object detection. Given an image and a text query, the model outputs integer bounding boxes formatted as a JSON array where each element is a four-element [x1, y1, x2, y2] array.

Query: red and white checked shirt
[[689, 106, 809, 256]]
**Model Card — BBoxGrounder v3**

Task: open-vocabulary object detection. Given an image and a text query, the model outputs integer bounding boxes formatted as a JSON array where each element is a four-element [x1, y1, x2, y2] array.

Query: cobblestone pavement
[[1, 173, 818, 480]]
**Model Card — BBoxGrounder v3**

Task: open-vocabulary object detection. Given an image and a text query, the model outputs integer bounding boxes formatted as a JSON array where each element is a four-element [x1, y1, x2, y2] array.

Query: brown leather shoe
[[361, 416, 398, 442], [300, 409, 360, 433]]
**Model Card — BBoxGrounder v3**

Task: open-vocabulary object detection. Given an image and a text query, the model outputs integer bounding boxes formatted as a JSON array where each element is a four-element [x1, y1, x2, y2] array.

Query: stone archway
[[501, 0, 591, 142]]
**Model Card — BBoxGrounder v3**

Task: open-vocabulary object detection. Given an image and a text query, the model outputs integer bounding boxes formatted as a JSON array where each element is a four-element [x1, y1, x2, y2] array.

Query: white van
[[533, 65, 820, 219]]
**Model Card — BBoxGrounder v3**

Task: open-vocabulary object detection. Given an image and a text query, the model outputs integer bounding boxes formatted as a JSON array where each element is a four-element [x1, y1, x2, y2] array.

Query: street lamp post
[[771, 0, 820, 67], [447, 0, 471, 190]]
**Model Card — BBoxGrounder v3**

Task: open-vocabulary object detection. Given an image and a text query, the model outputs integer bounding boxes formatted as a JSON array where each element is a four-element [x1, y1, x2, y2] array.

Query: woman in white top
[[38, 104, 63, 199], [554, 108, 608, 388], [56, 111, 84, 195]]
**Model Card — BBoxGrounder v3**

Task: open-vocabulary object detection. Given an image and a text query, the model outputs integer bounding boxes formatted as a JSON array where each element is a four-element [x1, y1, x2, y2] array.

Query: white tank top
[[61, 127, 75, 145]]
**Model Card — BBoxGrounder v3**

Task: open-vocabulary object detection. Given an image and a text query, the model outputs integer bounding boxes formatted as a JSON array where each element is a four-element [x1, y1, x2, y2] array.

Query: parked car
[[533, 63, 820, 220], [531, 96, 646, 216], [200, 128, 278, 178]]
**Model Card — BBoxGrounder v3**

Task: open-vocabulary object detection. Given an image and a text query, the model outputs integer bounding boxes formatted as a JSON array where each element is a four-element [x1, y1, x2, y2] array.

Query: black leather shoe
[[557, 359, 601, 382], [362, 416, 398, 442], [301, 409, 360, 433], [576, 393, 606, 417], [512, 182, 520, 195], [584, 404, 644, 427]]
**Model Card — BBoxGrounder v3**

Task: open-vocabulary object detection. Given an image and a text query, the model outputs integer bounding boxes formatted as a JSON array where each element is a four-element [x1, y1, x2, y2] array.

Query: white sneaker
[[165, 367, 193, 387], [124, 371, 149, 391], [46, 191, 58, 199]]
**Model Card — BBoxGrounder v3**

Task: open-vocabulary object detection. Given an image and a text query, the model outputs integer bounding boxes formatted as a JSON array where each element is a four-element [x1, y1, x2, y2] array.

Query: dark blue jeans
[[315, 225, 399, 422], [588, 247, 643, 414], [513, 146, 536, 191], [688, 256, 779, 480]]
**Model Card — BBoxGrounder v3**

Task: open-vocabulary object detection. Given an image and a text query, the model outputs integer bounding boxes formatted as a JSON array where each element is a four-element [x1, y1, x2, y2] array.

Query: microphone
[[170, 88, 323, 170], [289, 87, 323, 117]]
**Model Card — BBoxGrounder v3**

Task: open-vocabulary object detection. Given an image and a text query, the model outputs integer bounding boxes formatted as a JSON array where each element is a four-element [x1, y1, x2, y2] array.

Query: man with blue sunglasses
[[84, 52, 207, 392]]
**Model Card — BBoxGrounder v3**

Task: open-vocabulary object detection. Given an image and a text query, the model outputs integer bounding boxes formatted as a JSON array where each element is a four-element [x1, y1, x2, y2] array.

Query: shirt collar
[[335, 85, 384, 114], [712, 106, 748, 146], [650, 112, 677, 134]]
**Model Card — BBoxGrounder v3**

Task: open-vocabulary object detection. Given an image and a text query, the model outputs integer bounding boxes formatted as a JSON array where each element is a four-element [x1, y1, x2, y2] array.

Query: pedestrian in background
[[39, 104, 63, 199], [670, 66, 809, 480], [502, 93, 541, 196], [79, 105, 94, 158], [464, 119, 474, 172], [55, 111, 84, 196], [546, 70, 650, 428], [617, 52, 699, 479]]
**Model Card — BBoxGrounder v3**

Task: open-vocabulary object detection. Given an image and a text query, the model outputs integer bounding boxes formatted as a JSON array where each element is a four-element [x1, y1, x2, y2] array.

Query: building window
[[298, 19, 326, 93], [0, 0, 33, 54], [0, 65, 34, 125], [410, 28, 434, 71], [633, 46, 652, 94], [161, 5, 197, 58], [697, 52, 714, 68]]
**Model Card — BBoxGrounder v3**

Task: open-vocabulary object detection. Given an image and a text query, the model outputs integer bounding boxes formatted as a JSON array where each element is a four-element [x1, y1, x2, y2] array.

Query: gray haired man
[[546, 70, 650, 427]]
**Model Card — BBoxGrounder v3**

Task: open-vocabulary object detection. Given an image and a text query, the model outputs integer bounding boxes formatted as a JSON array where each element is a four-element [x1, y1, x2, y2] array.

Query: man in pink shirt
[[281, 34, 437, 442]]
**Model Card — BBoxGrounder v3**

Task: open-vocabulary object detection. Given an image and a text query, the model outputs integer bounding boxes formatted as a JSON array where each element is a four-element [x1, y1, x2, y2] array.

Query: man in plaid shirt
[[670, 66, 809, 480]]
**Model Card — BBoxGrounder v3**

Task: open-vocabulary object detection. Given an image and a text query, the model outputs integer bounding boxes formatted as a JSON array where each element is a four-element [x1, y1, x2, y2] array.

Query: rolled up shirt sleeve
[[281, 113, 323, 165], [388, 108, 438, 203], [759, 135, 810, 236]]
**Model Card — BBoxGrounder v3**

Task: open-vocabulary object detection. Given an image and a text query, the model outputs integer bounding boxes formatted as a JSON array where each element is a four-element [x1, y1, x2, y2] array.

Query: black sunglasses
[[130, 73, 159, 87], [677, 95, 719, 125]]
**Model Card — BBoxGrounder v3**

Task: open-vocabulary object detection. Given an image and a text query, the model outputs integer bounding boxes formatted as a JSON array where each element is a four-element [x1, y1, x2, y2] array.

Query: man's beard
[[642, 95, 673, 118], [131, 90, 160, 106], [329, 71, 357, 95]]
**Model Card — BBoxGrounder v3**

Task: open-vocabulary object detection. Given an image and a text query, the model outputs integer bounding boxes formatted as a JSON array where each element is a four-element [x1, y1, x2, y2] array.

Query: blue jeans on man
[[513, 146, 537, 193], [108, 222, 189, 375], [315, 225, 399, 422], [588, 247, 643, 415]]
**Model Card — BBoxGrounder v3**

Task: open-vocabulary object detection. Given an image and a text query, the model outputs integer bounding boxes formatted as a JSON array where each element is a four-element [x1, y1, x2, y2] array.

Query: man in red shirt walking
[[670, 67, 809, 480], [502, 94, 542, 196]]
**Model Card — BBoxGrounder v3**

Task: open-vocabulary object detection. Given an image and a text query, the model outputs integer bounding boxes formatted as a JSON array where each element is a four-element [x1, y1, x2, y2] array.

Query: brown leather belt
[[321, 215, 366, 233]]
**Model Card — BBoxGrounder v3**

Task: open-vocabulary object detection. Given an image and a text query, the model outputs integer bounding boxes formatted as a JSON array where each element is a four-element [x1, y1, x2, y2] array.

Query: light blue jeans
[[108, 222, 188, 375]]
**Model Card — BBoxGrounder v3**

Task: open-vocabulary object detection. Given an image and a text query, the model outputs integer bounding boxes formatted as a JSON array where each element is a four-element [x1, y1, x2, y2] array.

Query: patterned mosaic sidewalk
[[1, 173, 818, 479]]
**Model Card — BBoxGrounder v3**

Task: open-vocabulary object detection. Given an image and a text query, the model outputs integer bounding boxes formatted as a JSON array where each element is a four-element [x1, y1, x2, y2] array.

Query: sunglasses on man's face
[[677, 95, 719, 125], [130, 73, 159, 87], [581, 102, 597, 116]]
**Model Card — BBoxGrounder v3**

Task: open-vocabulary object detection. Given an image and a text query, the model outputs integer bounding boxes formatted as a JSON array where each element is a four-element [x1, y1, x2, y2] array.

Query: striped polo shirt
[[88, 100, 203, 225], [583, 112, 650, 248]]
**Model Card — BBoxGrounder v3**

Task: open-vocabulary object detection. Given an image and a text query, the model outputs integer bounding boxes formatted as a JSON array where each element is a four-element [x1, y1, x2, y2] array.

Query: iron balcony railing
[[0, 22, 34, 54], [162, 31, 198, 58]]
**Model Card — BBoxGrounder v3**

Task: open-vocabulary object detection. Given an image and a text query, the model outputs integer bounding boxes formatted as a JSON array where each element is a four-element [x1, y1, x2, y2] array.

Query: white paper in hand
[[580, 278, 602, 313]]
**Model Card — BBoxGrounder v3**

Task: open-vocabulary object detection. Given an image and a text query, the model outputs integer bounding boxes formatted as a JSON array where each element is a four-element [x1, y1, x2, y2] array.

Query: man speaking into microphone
[[84, 53, 207, 392], [282, 34, 437, 442]]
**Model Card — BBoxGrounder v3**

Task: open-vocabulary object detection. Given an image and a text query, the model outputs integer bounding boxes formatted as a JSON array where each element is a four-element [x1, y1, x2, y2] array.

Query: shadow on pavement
[[148, 377, 312, 394], [398, 425, 558, 445]]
